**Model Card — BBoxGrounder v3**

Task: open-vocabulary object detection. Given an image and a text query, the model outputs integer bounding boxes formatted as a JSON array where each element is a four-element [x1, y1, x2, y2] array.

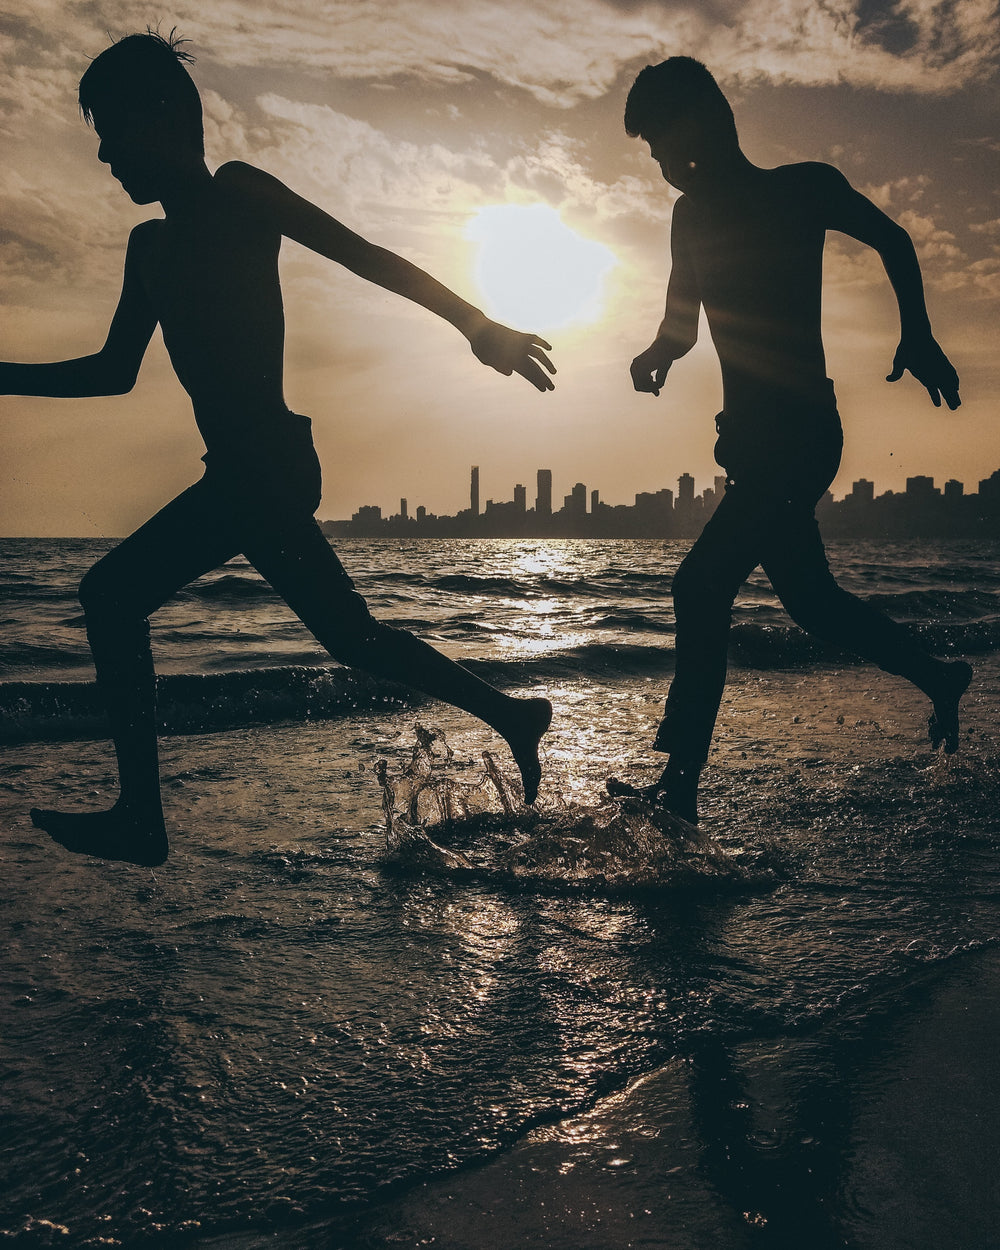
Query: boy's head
[[79, 30, 204, 156], [625, 58, 739, 193]]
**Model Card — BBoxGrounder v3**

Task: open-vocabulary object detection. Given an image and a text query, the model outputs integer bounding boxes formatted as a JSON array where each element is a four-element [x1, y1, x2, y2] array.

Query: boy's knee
[[671, 555, 736, 622], [79, 563, 112, 616], [772, 573, 842, 634], [79, 561, 144, 627]]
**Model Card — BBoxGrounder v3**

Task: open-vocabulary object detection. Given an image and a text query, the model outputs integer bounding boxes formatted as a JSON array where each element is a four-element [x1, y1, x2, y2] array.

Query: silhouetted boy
[[609, 58, 971, 823], [3, 32, 556, 866]]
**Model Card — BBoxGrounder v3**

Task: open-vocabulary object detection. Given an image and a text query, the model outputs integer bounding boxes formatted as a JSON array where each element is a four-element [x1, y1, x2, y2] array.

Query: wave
[[0, 665, 424, 744], [3, 614, 996, 741]]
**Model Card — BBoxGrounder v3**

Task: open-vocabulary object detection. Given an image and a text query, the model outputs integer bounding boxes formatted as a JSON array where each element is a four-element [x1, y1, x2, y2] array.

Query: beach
[[2, 537, 998, 1247]]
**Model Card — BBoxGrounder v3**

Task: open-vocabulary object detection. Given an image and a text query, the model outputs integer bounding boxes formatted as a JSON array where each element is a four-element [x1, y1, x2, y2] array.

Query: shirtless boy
[[609, 57, 971, 824], [2, 32, 556, 866]]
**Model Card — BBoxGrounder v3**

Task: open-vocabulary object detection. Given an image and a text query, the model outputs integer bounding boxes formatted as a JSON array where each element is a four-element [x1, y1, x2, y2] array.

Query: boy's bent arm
[[217, 162, 555, 391], [0, 225, 157, 398], [631, 197, 700, 396], [821, 166, 960, 409]]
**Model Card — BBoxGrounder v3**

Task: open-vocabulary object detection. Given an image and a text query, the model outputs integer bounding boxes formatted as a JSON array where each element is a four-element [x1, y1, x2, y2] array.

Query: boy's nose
[[97, 138, 112, 164]]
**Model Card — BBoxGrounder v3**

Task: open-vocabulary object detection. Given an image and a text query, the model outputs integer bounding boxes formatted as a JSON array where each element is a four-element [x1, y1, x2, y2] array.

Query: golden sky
[[2, 0, 999, 535]]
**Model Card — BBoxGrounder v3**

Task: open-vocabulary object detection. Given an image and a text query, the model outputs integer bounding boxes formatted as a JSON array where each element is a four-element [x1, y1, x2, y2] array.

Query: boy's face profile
[[92, 104, 184, 205], [643, 111, 737, 197]]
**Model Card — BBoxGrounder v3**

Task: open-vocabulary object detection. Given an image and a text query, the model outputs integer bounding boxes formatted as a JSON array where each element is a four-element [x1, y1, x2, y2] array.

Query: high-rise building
[[905, 475, 937, 498], [514, 483, 527, 512], [470, 465, 480, 516], [400, 498, 408, 521], [591, 489, 600, 513], [850, 478, 875, 504], [536, 468, 552, 517]]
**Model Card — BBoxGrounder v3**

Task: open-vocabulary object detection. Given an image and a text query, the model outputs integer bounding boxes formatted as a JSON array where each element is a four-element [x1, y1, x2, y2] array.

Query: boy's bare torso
[[132, 168, 289, 444], [674, 163, 838, 412]]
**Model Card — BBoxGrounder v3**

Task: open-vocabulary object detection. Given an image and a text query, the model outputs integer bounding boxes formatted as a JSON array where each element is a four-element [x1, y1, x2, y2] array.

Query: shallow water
[[3, 664, 998, 1247], [1, 539, 998, 1246]]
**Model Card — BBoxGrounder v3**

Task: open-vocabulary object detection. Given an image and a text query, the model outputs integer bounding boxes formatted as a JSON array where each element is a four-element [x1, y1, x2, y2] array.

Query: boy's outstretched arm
[[217, 162, 555, 392], [823, 167, 960, 410], [0, 225, 157, 397], [631, 196, 700, 396]]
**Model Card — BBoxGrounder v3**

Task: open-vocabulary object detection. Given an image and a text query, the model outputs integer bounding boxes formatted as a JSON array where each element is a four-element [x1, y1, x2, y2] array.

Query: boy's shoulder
[[126, 217, 164, 253], [213, 159, 267, 189], [772, 160, 852, 194]]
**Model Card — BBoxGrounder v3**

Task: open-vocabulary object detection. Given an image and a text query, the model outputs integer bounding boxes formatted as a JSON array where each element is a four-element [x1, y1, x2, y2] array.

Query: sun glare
[[466, 204, 616, 332]]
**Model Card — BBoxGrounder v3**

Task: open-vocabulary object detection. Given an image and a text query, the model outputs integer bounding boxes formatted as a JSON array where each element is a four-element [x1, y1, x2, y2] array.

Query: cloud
[[7, 0, 994, 115]]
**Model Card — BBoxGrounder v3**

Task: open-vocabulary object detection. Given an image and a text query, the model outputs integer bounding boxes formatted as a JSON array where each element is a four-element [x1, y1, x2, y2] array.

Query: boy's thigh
[[675, 482, 782, 594], [242, 516, 375, 633], [82, 480, 241, 617]]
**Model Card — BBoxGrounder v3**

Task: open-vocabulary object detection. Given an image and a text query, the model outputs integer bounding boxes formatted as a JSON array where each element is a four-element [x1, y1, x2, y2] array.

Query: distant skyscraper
[[536, 468, 552, 517], [570, 482, 587, 515], [400, 497, 408, 521], [906, 474, 936, 498], [591, 489, 600, 513], [677, 472, 695, 505], [470, 465, 480, 516], [514, 483, 527, 512], [850, 478, 875, 505]]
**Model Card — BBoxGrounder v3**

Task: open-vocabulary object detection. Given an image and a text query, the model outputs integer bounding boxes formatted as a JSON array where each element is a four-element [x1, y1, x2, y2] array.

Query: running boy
[[2, 32, 556, 866], [609, 57, 970, 824]]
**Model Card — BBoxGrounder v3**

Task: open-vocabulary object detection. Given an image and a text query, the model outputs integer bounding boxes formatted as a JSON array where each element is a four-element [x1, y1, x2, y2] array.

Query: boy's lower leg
[[31, 616, 168, 866], [341, 622, 552, 803]]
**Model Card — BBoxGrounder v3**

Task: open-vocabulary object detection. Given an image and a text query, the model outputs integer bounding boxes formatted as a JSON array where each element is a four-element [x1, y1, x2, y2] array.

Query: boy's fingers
[[518, 360, 555, 391], [529, 345, 557, 374]]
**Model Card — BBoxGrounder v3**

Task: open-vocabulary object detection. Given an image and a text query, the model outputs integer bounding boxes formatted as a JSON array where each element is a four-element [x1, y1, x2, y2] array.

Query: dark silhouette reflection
[[1, 31, 556, 865], [611, 58, 970, 823]]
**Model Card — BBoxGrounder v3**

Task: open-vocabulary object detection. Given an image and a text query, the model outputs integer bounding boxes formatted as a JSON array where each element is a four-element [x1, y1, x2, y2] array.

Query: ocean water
[[1, 536, 998, 1248]]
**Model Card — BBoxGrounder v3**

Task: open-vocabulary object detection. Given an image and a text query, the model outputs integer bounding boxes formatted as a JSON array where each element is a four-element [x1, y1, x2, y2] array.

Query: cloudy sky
[[2, 0, 998, 535]]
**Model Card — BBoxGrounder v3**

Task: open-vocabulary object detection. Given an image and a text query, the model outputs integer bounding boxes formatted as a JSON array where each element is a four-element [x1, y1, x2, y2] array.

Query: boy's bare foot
[[927, 660, 973, 753], [607, 777, 665, 803], [607, 757, 701, 825], [30, 802, 168, 867], [499, 697, 552, 805]]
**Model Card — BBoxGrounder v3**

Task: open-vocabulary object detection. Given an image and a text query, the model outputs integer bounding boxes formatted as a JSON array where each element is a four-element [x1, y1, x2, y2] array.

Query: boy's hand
[[630, 339, 676, 396], [887, 334, 961, 410], [469, 320, 556, 392]]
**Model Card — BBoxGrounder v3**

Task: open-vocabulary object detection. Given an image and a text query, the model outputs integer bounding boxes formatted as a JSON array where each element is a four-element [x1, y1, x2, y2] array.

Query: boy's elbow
[[879, 219, 915, 258]]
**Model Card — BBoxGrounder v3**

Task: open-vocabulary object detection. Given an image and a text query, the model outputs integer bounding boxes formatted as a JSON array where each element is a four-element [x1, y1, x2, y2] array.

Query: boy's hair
[[624, 56, 736, 143], [79, 29, 204, 156]]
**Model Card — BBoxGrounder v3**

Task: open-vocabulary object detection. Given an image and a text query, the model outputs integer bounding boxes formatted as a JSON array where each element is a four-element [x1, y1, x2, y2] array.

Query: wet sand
[[341, 946, 1000, 1250]]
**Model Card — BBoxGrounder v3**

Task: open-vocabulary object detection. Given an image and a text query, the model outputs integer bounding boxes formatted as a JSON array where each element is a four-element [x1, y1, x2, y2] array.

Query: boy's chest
[[686, 195, 825, 304], [137, 218, 279, 323]]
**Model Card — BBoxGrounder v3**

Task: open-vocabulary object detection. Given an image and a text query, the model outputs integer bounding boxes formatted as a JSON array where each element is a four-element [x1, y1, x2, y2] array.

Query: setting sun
[[466, 203, 616, 331]]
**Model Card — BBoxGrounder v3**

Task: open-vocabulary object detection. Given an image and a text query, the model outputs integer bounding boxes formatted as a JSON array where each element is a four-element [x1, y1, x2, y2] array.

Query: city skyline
[[324, 462, 1000, 541], [333, 462, 998, 521]]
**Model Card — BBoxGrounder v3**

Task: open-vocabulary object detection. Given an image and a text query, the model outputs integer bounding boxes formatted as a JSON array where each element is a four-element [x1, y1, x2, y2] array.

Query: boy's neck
[[159, 159, 215, 218], [688, 149, 761, 205]]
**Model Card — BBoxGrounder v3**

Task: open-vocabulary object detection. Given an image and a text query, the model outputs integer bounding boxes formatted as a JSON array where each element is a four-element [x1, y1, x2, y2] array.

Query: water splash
[[374, 725, 775, 892]]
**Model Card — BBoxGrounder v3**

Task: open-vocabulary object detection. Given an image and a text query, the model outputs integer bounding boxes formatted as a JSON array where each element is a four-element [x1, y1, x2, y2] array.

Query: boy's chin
[[124, 186, 159, 205]]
